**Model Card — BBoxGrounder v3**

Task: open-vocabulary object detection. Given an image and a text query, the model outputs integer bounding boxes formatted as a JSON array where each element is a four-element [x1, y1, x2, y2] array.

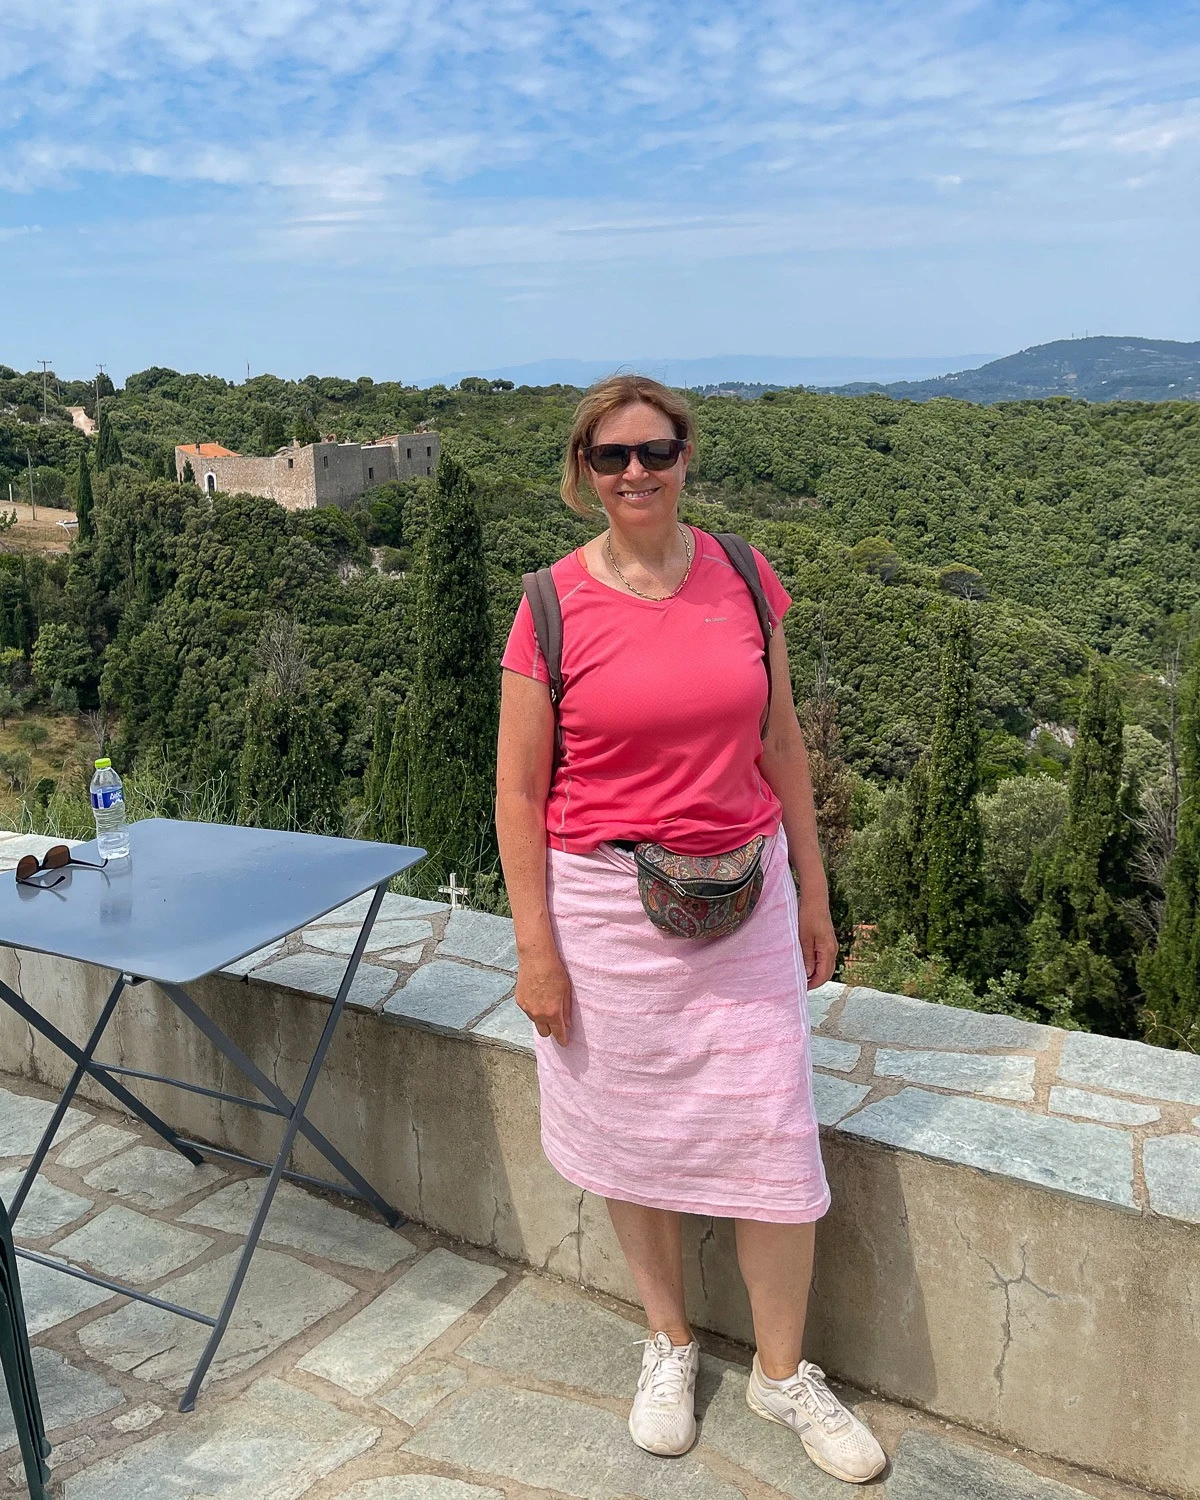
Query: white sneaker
[[746, 1355, 886, 1483], [628, 1332, 699, 1456]]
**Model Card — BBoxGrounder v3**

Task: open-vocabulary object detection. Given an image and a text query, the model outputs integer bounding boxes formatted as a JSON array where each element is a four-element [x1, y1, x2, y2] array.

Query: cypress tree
[[238, 681, 341, 833], [924, 605, 985, 973], [75, 449, 95, 541], [406, 454, 497, 889], [182, 459, 195, 484], [380, 704, 409, 846], [361, 698, 390, 838], [1140, 646, 1200, 1048], [95, 409, 122, 470], [1027, 660, 1137, 1033]]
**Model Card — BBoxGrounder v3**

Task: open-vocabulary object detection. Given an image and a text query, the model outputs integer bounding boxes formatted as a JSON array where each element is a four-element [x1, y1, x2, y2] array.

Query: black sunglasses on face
[[583, 438, 688, 475], [16, 845, 107, 888]]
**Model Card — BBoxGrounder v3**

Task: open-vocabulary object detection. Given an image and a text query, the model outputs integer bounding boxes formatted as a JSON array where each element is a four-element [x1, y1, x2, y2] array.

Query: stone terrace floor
[[0, 1075, 1163, 1500]]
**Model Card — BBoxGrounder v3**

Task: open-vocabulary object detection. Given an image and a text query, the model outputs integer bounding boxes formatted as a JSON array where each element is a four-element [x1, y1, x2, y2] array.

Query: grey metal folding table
[[0, 818, 423, 1410]]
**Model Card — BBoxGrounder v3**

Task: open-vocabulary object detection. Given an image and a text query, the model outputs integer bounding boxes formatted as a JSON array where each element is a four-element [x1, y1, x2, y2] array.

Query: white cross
[[437, 872, 469, 911]]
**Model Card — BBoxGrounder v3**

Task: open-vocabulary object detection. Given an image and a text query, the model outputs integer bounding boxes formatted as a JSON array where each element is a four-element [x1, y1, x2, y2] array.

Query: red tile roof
[[176, 442, 240, 458]]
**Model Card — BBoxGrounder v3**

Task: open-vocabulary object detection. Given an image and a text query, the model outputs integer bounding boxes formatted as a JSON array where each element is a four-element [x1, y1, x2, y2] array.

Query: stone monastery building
[[174, 432, 441, 511]]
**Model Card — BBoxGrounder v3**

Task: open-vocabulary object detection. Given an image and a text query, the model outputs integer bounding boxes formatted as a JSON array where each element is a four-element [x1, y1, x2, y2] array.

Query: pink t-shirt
[[502, 527, 792, 854]]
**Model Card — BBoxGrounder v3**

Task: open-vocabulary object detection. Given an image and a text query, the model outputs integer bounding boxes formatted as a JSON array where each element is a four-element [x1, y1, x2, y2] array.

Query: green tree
[[360, 697, 390, 836], [406, 455, 497, 889], [260, 407, 287, 454], [95, 408, 122, 470], [1027, 661, 1139, 1033], [31, 623, 91, 700], [1140, 645, 1200, 1049], [75, 449, 95, 541], [182, 459, 195, 484], [379, 704, 409, 845], [293, 409, 321, 447], [924, 605, 985, 974], [849, 536, 900, 581]]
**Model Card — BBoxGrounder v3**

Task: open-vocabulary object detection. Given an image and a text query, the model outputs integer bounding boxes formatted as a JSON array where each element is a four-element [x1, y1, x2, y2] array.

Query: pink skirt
[[536, 829, 830, 1223]]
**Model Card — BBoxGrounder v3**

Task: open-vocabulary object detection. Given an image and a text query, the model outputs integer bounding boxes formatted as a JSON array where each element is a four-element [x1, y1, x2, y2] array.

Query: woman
[[496, 375, 884, 1484]]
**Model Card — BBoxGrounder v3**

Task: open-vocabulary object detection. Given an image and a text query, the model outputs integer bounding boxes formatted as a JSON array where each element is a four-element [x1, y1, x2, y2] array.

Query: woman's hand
[[799, 896, 838, 990], [516, 945, 573, 1046]]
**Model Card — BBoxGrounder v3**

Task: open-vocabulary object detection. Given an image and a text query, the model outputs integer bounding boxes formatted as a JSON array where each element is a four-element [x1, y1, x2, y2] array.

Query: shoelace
[[782, 1363, 850, 1433], [635, 1335, 692, 1404]]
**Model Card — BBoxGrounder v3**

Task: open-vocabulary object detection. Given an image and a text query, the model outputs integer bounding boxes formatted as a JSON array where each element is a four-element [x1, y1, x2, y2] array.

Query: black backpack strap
[[712, 531, 775, 728], [521, 568, 566, 763]]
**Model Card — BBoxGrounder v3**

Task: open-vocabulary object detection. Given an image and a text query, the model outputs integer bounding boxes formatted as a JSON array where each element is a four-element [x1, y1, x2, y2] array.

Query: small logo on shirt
[[704, 616, 728, 623]]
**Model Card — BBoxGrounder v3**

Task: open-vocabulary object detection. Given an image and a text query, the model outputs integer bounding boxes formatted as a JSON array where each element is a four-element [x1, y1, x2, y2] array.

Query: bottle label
[[91, 788, 125, 812]]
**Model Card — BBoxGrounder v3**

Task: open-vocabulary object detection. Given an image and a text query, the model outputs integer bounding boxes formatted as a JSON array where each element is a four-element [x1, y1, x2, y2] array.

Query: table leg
[[170, 882, 400, 1411], [8, 973, 127, 1220], [0, 977, 204, 1167]]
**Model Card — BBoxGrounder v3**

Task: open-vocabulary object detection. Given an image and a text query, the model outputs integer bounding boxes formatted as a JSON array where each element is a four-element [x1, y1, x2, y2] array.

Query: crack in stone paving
[[410, 1115, 424, 1215], [540, 1189, 585, 1276], [954, 1219, 1061, 1406]]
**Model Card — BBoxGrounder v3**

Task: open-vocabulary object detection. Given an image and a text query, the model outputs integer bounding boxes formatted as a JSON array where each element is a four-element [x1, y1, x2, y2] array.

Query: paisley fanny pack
[[618, 836, 766, 941]]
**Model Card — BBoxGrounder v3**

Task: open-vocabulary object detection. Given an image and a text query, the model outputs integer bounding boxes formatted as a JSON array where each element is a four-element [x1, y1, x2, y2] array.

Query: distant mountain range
[[429, 354, 996, 390], [821, 337, 1200, 404]]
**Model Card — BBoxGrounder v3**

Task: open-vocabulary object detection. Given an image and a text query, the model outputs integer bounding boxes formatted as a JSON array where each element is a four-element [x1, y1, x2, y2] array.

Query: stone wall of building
[[174, 431, 441, 511]]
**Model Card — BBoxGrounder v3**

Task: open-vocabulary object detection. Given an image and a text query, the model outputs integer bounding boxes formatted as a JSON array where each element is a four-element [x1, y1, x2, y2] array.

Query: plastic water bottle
[[90, 758, 129, 859]]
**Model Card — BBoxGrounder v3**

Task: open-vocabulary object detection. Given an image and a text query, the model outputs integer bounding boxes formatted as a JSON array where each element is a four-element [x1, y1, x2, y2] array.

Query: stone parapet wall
[[0, 833, 1195, 1497]]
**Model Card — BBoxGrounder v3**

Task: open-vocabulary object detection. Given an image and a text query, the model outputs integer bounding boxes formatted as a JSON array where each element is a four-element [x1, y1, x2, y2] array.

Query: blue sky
[[1, 0, 1198, 384]]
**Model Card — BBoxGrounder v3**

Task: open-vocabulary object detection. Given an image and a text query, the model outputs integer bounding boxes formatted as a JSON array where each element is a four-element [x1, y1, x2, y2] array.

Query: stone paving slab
[[299, 1247, 504, 1397], [375, 1363, 468, 1427], [695, 1357, 853, 1498], [1047, 1087, 1161, 1126], [886, 1429, 1091, 1499], [809, 1038, 860, 1073], [333, 1479, 504, 1499], [111, 1404, 164, 1434], [18, 1255, 116, 1334], [836, 990, 1049, 1052], [0, 1347, 122, 1452], [1056, 1030, 1200, 1105], [1142, 1135, 1200, 1223], [468, 997, 534, 1050], [53, 1205, 213, 1284], [252, 953, 399, 1009], [874, 1049, 1037, 1101], [435, 910, 518, 972], [83, 1145, 226, 1211], [60, 1376, 380, 1500], [221, 940, 285, 978], [0, 1086, 89, 1157], [458, 1275, 641, 1398], [179, 1178, 416, 1271], [79, 1248, 355, 1390], [312, 893, 447, 927], [838, 1088, 1136, 1208], [302, 919, 432, 956], [811, 1075, 870, 1127], [56, 1124, 141, 1170], [806, 983, 841, 1026], [383, 963, 513, 1031], [0, 1170, 93, 1236], [406, 1384, 743, 1500]]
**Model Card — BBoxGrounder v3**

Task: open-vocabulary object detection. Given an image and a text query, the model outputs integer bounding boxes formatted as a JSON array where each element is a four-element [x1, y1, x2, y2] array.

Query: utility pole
[[37, 360, 52, 419], [25, 450, 36, 520]]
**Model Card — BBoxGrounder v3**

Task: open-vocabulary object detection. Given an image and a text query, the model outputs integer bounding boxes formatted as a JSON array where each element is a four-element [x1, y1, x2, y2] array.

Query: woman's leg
[[734, 1219, 816, 1378], [605, 1199, 692, 1344]]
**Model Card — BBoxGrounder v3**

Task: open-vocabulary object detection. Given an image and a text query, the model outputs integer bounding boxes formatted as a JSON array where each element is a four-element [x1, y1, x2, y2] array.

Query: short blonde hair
[[560, 374, 698, 516]]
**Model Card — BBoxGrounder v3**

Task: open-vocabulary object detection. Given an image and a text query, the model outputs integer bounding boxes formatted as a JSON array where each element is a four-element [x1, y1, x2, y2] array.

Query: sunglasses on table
[[582, 438, 688, 475], [16, 845, 107, 888]]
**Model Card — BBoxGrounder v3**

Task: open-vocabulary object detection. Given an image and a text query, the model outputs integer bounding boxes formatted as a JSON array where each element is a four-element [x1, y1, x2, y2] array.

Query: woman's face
[[585, 401, 691, 527]]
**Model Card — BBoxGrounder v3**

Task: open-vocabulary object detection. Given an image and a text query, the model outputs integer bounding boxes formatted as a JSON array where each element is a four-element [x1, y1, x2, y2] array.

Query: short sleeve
[[751, 547, 792, 628], [502, 594, 549, 684]]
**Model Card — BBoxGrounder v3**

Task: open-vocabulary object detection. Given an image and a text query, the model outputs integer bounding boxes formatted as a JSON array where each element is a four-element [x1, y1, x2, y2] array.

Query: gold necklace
[[605, 525, 694, 601]]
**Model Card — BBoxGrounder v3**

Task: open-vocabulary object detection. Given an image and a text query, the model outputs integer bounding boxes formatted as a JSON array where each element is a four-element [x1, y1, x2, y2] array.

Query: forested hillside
[[1, 361, 1198, 1046], [826, 336, 1200, 404]]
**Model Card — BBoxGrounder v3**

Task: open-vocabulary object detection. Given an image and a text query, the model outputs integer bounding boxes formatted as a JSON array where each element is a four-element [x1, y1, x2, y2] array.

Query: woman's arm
[[757, 625, 839, 988], [496, 669, 573, 1044]]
